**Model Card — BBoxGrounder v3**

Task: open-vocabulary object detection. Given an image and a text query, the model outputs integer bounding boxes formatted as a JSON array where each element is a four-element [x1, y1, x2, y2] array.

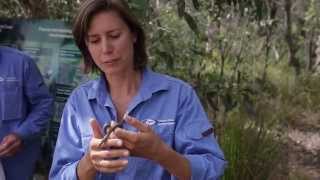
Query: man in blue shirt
[[0, 46, 53, 180]]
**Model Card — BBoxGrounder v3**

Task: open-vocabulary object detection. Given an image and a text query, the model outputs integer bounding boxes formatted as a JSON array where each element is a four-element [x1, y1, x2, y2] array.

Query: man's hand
[[0, 133, 23, 157]]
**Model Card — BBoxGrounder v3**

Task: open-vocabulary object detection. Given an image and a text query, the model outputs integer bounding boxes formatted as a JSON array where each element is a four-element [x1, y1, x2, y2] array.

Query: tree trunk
[[284, 0, 300, 74], [18, 0, 49, 18]]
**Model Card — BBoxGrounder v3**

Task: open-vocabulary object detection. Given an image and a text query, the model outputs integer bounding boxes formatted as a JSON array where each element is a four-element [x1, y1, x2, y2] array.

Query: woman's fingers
[[91, 138, 124, 149], [114, 116, 150, 144], [114, 128, 138, 144], [124, 116, 150, 132], [89, 119, 131, 173], [89, 141, 129, 173], [90, 118, 103, 138], [94, 159, 128, 173], [94, 158, 128, 169], [123, 140, 135, 150], [114, 116, 165, 161], [91, 149, 130, 159], [91, 149, 129, 173]]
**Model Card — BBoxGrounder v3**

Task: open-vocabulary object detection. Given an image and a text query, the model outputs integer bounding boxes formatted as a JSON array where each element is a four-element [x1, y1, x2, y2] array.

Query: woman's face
[[86, 10, 136, 75]]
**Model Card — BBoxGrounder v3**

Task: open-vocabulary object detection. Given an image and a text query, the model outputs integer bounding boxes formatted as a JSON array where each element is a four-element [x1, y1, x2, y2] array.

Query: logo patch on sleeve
[[202, 128, 213, 137], [144, 119, 175, 126]]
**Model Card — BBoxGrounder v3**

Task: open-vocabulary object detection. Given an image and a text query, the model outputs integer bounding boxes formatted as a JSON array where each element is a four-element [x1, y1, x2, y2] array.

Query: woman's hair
[[72, 0, 148, 73]]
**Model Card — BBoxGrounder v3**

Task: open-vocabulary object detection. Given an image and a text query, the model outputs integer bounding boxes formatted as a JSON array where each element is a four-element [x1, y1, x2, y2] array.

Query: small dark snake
[[98, 121, 124, 148]]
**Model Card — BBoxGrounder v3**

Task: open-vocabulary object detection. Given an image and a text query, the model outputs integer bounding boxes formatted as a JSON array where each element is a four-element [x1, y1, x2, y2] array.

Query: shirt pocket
[[184, 120, 214, 140], [0, 81, 23, 121]]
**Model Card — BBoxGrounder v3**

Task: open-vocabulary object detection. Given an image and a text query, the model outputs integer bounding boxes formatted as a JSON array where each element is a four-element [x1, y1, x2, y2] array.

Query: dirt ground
[[287, 112, 320, 180]]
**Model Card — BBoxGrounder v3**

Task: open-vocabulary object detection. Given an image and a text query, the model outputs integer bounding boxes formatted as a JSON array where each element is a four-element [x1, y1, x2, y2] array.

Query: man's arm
[[13, 55, 53, 140]]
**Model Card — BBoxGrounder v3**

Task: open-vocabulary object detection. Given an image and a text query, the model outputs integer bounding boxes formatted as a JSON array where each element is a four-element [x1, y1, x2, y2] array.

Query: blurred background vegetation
[[1, 0, 320, 179]]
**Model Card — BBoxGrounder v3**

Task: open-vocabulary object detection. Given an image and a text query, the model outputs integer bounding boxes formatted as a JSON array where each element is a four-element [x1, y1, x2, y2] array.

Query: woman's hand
[[114, 116, 167, 162], [114, 116, 191, 180], [89, 119, 130, 173], [77, 119, 130, 180]]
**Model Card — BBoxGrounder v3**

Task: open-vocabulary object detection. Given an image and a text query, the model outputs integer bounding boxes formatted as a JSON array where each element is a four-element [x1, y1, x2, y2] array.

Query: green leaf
[[127, 0, 148, 18]]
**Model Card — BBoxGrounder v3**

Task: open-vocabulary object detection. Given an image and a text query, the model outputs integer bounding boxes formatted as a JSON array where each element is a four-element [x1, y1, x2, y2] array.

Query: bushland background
[[1, 0, 319, 179]]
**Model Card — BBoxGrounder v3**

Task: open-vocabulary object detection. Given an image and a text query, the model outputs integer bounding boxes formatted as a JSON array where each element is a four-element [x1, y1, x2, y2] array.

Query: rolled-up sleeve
[[174, 87, 227, 180], [49, 99, 84, 180], [14, 55, 53, 140]]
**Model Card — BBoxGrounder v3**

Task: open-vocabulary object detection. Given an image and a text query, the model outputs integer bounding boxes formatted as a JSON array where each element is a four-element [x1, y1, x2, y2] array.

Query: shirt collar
[[139, 68, 169, 100], [87, 68, 169, 107], [87, 75, 113, 107]]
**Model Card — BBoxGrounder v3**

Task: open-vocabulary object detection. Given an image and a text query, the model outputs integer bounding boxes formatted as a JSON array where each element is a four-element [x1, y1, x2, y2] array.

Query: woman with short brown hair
[[50, 0, 226, 179]]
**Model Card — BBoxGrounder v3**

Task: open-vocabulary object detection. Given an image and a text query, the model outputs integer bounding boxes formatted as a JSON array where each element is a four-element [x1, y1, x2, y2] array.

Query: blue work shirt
[[50, 68, 226, 180], [0, 46, 53, 180]]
